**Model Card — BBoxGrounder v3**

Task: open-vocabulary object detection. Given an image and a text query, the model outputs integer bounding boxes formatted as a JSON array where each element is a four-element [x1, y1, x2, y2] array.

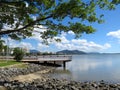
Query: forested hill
[[56, 50, 86, 54]]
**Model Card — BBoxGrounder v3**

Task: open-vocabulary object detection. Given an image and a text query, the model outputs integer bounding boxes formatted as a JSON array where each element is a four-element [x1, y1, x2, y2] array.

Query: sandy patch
[[0, 86, 7, 90], [10, 69, 51, 82]]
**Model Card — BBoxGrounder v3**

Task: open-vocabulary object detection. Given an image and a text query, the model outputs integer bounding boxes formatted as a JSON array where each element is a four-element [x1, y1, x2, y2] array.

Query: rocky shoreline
[[0, 63, 120, 90], [0, 63, 54, 81], [1, 78, 120, 90]]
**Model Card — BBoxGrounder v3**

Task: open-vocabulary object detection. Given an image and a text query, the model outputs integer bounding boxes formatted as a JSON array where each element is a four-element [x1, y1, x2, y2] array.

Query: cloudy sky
[[4, 5, 120, 53]]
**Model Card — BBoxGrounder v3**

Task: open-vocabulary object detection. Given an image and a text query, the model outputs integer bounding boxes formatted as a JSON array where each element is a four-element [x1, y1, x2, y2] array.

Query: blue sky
[[4, 5, 120, 53]]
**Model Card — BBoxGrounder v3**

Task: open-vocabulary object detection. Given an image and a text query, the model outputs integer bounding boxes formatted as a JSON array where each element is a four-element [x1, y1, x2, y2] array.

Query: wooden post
[[63, 61, 66, 70], [54, 61, 56, 66], [44, 61, 47, 65]]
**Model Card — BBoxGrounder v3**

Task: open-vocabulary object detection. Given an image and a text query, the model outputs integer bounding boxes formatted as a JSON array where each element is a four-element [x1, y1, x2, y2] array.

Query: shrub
[[13, 47, 25, 62]]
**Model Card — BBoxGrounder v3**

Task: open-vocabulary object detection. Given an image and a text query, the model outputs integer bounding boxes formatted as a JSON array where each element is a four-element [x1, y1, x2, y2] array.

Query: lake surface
[[50, 54, 120, 83]]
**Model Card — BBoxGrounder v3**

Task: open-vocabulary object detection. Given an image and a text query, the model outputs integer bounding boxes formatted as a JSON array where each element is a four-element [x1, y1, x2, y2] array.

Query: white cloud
[[2, 37, 17, 48], [2, 25, 111, 52], [19, 42, 33, 49], [104, 43, 111, 49], [29, 25, 47, 42], [2, 37, 33, 49], [55, 37, 111, 52], [2, 25, 48, 51], [56, 36, 70, 44], [107, 30, 120, 38], [68, 31, 75, 35], [38, 43, 49, 49], [10, 41, 33, 49], [72, 39, 87, 45], [37, 43, 51, 52], [29, 27, 111, 52], [61, 31, 67, 37]]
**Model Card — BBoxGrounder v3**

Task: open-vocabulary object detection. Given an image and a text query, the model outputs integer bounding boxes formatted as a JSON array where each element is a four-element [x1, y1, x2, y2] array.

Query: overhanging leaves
[[0, 0, 119, 42]]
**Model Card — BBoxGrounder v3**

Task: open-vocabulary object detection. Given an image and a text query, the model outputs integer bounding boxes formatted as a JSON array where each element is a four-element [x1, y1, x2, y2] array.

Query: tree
[[3, 45, 7, 55], [13, 47, 25, 62], [0, 0, 119, 43], [0, 40, 4, 54]]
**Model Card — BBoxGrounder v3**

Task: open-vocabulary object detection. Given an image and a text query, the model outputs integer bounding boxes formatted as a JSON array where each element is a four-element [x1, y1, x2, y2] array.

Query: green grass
[[0, 60, 27, 68]]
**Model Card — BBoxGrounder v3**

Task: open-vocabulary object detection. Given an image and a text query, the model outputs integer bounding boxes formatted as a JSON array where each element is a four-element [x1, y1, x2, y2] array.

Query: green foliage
[[3, 45, 8, 55], [13, 47, 25, 62], [0, 39, 5, 53], [0, 0, 120, 42]]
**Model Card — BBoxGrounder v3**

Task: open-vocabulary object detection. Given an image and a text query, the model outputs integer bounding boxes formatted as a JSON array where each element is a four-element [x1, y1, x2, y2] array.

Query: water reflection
[[67, 59, 112, 71], [50, 54, 120, 82], [51, 69, 72, 80]]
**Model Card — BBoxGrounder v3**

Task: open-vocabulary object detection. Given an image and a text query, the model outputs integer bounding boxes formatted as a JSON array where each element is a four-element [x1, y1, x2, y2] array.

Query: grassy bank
[[0, 60, 26, 68]]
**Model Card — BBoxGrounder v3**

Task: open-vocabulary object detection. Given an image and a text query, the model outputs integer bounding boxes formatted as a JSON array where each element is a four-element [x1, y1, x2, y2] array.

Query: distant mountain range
[[29, 49, 100, 55], [56, 50, 86, 54], [56, 50, 100, 54]]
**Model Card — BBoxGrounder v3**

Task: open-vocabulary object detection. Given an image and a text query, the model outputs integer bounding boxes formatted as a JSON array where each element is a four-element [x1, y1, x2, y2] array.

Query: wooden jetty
[[22, 55, 72, 69]]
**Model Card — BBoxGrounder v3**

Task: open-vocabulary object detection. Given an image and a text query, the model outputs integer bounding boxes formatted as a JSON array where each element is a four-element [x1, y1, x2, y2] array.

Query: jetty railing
[[38, 55, 72, 61], [0, 55, 72, 61], [23, 55, 72, 61]]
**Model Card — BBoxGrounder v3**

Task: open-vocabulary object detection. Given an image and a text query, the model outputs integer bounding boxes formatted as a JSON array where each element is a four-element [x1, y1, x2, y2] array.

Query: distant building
[[21, 46, 30, 53]]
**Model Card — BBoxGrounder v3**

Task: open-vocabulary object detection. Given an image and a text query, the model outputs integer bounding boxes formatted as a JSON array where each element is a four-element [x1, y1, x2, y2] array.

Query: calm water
[[50, 54, 120, 83]]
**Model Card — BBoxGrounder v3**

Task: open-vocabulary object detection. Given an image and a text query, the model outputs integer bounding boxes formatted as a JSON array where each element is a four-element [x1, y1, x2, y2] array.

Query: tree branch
[[0, 1, 23, 3], [0, 15, 53, 35]]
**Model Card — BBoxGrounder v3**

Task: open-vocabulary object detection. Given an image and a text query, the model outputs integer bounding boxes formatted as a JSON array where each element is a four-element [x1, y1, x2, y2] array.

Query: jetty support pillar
[[63, 61, 66, 69]]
